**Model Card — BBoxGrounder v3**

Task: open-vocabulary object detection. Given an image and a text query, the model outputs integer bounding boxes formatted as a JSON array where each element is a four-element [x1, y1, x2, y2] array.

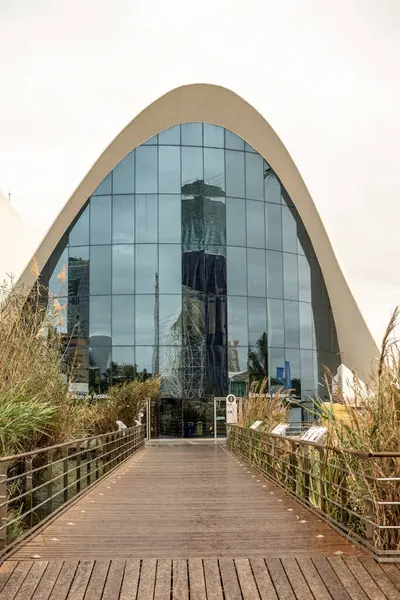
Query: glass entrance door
[[214, 398, 227, 437]]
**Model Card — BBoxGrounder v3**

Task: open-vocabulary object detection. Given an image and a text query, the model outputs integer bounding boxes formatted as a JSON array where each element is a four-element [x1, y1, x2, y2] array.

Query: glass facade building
[[41, 122, 339, 437]]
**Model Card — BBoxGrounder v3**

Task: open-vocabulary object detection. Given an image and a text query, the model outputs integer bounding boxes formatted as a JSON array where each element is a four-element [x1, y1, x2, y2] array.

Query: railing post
[[0, 461, 9, 549], [96, 438, 101, 480], [47, 450, 54, 515], [25, 457, 33, 529], [302, 445, 310, 502], [318, 448, 326, 514], [365, 497, 376, 547], [86, 442, 91, 489], [63, 445, 69, 503], [76, 445, 81, 495], [289, 441, 297, 492]]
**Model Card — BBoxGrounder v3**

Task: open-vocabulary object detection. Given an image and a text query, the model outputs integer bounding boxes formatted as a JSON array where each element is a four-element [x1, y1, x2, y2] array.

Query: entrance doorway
[[149, 397, 227, 439]]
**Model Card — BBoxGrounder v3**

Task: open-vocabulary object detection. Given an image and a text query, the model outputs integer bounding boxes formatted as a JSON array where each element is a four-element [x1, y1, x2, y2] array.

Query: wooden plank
[[296, 557, 331, 600], [101, 560, 125, 600], [0, 562, 32, 600], [137, 560, 156, 600], [154, 560, 171, 600], [188, 560, 206, 600], [82, 561, 110, 600], [119, 561, 140, 600], [327, 558, 369, 600], [219, 559, 241, 600], [281, 558, 313, 600], [203, 560, 223, 600], [249, 558, 278, 600], [0, 563, 17, 594], [30, 561, 63, 600], [345, 558, 386, 600], [172, 560, 188, 600], [381, 564, 400, 592], [265, 558, 296, 600], [65, 561, 94, 600], [14, 562, 48, 600], [312, 557, 351, 600], [359, 557, 400, 600], [235, 559, 260, 600], [48, 562, 78, 600]]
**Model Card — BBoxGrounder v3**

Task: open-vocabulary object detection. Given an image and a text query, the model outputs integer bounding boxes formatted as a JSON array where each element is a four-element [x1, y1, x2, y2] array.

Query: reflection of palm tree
[[248, 332, 268, 390]]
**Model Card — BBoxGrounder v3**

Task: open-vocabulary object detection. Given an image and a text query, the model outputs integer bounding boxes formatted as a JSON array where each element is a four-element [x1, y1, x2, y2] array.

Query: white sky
[[0, 0, 399, 346]]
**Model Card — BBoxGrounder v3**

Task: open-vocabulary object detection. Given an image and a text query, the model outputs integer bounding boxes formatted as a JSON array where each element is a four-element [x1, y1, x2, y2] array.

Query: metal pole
[[214, 397, 217, 441], [147, 398, 151, 441]]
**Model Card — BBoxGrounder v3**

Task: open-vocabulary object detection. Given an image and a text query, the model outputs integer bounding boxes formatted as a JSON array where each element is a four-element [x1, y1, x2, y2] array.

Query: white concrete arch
[[17, 83, 378, 378]]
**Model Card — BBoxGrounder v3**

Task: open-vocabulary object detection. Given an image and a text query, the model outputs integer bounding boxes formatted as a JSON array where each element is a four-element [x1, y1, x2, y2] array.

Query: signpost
[[226, 394, 238, 424]]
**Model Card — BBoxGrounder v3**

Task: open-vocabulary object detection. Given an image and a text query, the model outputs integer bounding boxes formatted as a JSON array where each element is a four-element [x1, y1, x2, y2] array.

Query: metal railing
[[228, 425, 400, 562], [0, 425, 145, 552]]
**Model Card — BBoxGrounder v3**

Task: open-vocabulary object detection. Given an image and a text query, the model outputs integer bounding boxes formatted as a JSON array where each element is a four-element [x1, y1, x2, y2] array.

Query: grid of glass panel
[[43, 123, 339, 399]]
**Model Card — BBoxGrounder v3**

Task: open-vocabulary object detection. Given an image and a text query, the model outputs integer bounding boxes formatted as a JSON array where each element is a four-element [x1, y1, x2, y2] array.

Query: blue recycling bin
[[187, 422, 195, 437]]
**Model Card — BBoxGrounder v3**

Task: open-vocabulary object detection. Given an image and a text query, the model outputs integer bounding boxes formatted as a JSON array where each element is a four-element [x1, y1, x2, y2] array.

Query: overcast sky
[[0, 0, 399, 346]]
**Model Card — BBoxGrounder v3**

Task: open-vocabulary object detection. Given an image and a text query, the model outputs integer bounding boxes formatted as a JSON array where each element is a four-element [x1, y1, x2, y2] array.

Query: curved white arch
[[18, 83, 378, 379]]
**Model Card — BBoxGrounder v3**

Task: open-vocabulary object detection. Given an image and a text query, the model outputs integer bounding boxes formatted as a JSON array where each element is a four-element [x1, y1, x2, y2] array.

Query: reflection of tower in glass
[[228, 340, 240, 373]]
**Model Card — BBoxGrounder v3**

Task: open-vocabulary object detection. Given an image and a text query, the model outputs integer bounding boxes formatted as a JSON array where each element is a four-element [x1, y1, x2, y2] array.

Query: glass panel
[[245, 153, 264, 200], [135, 146, 157, 193], [299, 301, 313, 350], [90, 196, 111, 245], [112, 151, 134, 194], [266, 250, 283, 298], [69, 205, 89, 246], [208, 345, 229, 397], [142, 134, 157, 145], [89, 345, 111, 393], [159, 195, 181, 243], [112, 195, 134, 243], [68, 246, 89, 297], [285, 348, 301, 396], [181, 146, 203, 187], [49, 247, 68, 297], [68, 296, 89, 344], [301, 350, 316, 397], [269, 347, 285, 387], [112, 346, 135, 384], [204, 124, 224, 148], [264, 170, 281, 203], [204, 148, 225, 194], [89, 295, 111, 344], [226, 197, 246, 247], [205, 294, 227, 346], [284, 300, 300, 348], [90, 245, 111, 294], [158, 125, 180, 145], [135, 296, 155, 345], [159, 347, 182, 399], [225, 129, 244, 151], [159, 244, 181, 294], [282, 206, 297, 253], [112, 245, 134, 294], [135, 194, 158, 243], [248, 297, 267, 346], [246, 200, 265, 248], [298, 255, 312, 303], [159, 295, 181, 345], [225, 150, 245, 198], [112, 295, 134, 345], [181, 122, 202, 146], [267, 299, 284, 347], [247, 248, 266, 297], [158, 146, 181, 193], [228, 344, 247, 382], [245, 142, 256, 153], [227, 246, 247, 296], [135, 346, 154, 377], [135, 244, 158, 294], [283, 252, 299, 300], [314, 305, 330, 352], [228, 296, 248, 347], [92, 172, 111, 196], [265, 202, 282, 250]]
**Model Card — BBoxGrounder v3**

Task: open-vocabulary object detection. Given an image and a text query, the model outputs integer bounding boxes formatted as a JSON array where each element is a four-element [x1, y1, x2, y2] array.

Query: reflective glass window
[[90, 246, 111, 295], [301, 350, 316, 396], [69, 206, 89, 246], [112, 346, 135, 384], [159, 195, 181, 243], [135, 295, 155, 345], [89, 295, 111, 343], [68, 246, 89, 297], [228, 296, 248, 346], [204, 124, 224, 148], [90, 196, 111, 245], [314, 305, 330, 352], [112, 245, 134, 294], [268, 299, 284, 347], [92, 172, 111, 196], [283, 252, 298, 300], [159, 244, 181, 294], [264, 170, 281, 204], [299, 301, 313, 350], [265, 202, 282, 250], [49, 247, 68, 297], [246, 200, 265, 248], [135, 146, 157, 193], [248, 297, 267, 346], [298, 255, 312, 303], [245, 153, 264, 200], [247, 248, 266, 297], [227, 246, 247, 296], [135, 346, 154, 377], [112, 195, 134, 243], [181, 146, 203, 187], [204, 148, 225, 193], [285, 348, 301, 393], [112, 151, 134, 194], [67, 296, 89, 344], [142, 134, 157, 145], [89, 345, 111, 392], [181, 123, 202, 146], [159, 295, 182, 345], [158, 125, 180, 145], [245, 142, 256, 153], [225, 150, 245, 198], [266, 250, 283, 298], [226, 197, 246, 247], [269, 348, 285, 385], [284, 300, 300, 348], [225, 130, 244, 151], [135, 194, 158, 243], [135, 244, 158, 294], [282, 206, 297, 253], [159, 146, 181, 193], [112, 295, 134, 345]]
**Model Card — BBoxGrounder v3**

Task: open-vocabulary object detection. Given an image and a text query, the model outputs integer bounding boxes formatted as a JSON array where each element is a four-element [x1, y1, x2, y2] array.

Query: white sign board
[[271, 423, 290, 436], [226, 394, 238, 424], [250, 420, 263, 430], [116, 420, 127, 431], [301, 426, 327, 443]]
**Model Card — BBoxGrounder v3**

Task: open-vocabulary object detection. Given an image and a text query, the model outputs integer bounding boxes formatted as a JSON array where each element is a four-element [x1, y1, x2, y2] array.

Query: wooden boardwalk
[[3, 444, 398, 598]]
